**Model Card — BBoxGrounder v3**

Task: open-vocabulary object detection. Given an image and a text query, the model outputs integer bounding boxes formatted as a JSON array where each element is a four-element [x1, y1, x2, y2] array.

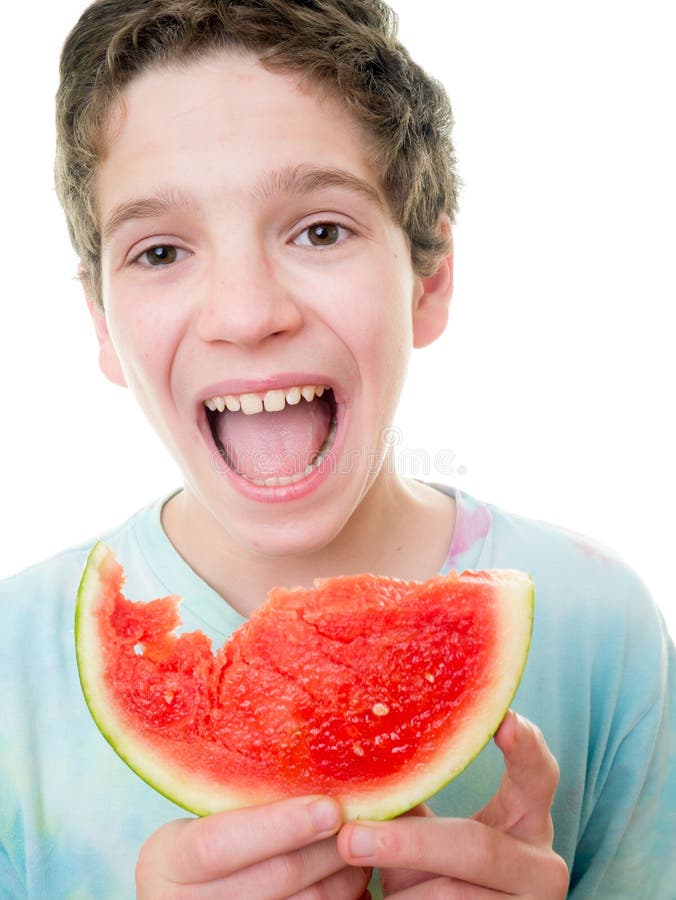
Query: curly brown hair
[[55, 0, 458, 308]]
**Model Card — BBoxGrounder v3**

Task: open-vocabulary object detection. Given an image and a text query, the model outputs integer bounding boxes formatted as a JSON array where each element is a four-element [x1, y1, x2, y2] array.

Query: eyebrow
[[251, 164, 384, 208], [102, 187, 197, 243], [101, 164, 384, 243]]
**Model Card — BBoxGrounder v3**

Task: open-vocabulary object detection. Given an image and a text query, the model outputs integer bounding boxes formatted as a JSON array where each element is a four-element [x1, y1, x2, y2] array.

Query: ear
[[411, 218, 454, 350], [80, 264, 127, 387]]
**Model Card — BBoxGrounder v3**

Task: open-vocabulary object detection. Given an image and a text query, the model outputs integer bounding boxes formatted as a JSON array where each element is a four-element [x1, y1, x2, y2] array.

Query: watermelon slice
[[75, 543, 533, 820]]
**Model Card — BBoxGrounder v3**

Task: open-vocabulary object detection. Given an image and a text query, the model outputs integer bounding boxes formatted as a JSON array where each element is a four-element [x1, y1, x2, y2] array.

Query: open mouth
[[204, 384, 338, 487]]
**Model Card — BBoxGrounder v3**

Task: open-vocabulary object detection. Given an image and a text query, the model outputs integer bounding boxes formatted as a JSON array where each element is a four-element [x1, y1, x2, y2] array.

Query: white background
[[1, 2, 673, 638]]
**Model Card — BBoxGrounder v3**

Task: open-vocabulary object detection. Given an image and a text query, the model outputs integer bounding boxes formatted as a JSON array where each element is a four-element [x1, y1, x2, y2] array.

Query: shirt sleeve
[[568, 592, 675, 897], [0, 788, 27, 900], [0, 832, 26, 898]]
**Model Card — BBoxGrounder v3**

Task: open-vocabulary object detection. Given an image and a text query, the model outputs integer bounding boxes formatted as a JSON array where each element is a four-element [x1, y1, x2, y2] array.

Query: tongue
[[215, 397, 332, 479]]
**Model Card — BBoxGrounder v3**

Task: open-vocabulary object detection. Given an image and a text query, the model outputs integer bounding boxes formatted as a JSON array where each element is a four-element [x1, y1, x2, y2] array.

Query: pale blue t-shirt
[[0, 486, 674, 898]]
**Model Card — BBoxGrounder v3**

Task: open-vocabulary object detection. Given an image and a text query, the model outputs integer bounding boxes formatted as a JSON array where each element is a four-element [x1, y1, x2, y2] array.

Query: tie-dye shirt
[[1, 486, 674, 898]]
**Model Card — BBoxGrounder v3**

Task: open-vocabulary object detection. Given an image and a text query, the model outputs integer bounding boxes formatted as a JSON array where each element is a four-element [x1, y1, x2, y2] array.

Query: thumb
[[474, 710, 559, 846]]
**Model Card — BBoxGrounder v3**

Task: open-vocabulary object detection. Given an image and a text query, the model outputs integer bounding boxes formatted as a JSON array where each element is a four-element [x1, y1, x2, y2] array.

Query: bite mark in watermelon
[[75, 543, 533, 820]]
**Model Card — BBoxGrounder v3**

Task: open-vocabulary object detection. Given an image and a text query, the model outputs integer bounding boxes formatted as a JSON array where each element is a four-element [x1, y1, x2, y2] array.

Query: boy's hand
[[135, 794, 371, 899], [338, 711, 569, 897]]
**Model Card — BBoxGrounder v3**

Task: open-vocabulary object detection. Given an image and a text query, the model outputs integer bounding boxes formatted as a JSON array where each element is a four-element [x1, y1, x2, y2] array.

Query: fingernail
[[308, 798, 340, 833], [349, 824, 377, 857]]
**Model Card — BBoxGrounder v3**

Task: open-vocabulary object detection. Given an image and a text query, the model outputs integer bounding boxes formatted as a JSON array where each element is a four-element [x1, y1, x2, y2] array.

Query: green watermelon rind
[[75, 542, 534, 821], [75, 545, 180, 809], [75, 543, 248, 816]]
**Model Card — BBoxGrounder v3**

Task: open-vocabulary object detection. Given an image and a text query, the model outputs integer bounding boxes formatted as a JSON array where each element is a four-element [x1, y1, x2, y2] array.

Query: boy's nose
[[195, 253, 303, 348]]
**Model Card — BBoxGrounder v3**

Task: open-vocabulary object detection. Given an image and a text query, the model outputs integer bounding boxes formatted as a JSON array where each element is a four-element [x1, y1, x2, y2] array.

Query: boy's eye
[[134, 244, 189, 267], [293, 222, 350, 248]]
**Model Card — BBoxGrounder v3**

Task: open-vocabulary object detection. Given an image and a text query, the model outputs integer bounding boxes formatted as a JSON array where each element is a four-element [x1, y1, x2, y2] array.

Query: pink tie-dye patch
[[451, 500, 492, 557]]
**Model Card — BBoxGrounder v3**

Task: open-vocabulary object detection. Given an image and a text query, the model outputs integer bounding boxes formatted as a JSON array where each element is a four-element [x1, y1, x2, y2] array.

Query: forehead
[[96, 51, 382, 217]]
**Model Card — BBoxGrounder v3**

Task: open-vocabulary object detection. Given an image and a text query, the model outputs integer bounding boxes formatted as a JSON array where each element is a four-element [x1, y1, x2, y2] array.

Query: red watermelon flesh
[[75, 543, 533, 820]]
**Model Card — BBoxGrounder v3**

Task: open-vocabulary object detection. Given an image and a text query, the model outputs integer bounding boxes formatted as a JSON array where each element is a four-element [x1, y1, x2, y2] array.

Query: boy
[[0, 0, 673, 897]]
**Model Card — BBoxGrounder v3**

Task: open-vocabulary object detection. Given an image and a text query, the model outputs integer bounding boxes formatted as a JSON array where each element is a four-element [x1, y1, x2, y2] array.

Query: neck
[[161, 472, 455, 617]]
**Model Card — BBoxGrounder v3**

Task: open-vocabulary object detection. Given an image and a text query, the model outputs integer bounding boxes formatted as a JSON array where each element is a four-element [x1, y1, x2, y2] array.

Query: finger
[[141, 795, 341, 884], [380, 866, 435, 894], [338, 816, 545, 894], [194, 836, 367, 900], [383, 875, 510, 899], [476, 710, 559, 844], [292, 857, 372, 899], [396, 803, 435, 819]]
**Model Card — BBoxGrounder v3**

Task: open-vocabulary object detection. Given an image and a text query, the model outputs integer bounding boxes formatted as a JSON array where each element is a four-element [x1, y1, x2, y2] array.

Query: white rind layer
[[76, 544, 534, 820]]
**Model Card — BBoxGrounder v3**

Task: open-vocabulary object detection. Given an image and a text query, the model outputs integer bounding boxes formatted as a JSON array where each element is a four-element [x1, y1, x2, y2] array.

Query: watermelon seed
[[423, 672, 435, 683], [372, 703, 390, 716], [352, 742, 365, 757], [164, 691, 175, 704]]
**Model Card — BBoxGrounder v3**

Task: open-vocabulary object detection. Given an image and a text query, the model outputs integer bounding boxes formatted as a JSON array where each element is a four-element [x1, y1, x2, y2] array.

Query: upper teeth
[[204, 384, 326, 415]]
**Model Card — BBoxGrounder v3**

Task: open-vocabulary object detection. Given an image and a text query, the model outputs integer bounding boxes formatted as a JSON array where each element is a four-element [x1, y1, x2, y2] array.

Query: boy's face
[[91, 51, 449, 558]]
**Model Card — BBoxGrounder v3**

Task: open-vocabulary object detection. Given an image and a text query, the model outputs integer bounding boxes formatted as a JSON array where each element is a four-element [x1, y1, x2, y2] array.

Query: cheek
[[345, 273, 414, 369], [336, 283, 413, 423], [330, 259, 414, 339], [105, 294, 183, 398]]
